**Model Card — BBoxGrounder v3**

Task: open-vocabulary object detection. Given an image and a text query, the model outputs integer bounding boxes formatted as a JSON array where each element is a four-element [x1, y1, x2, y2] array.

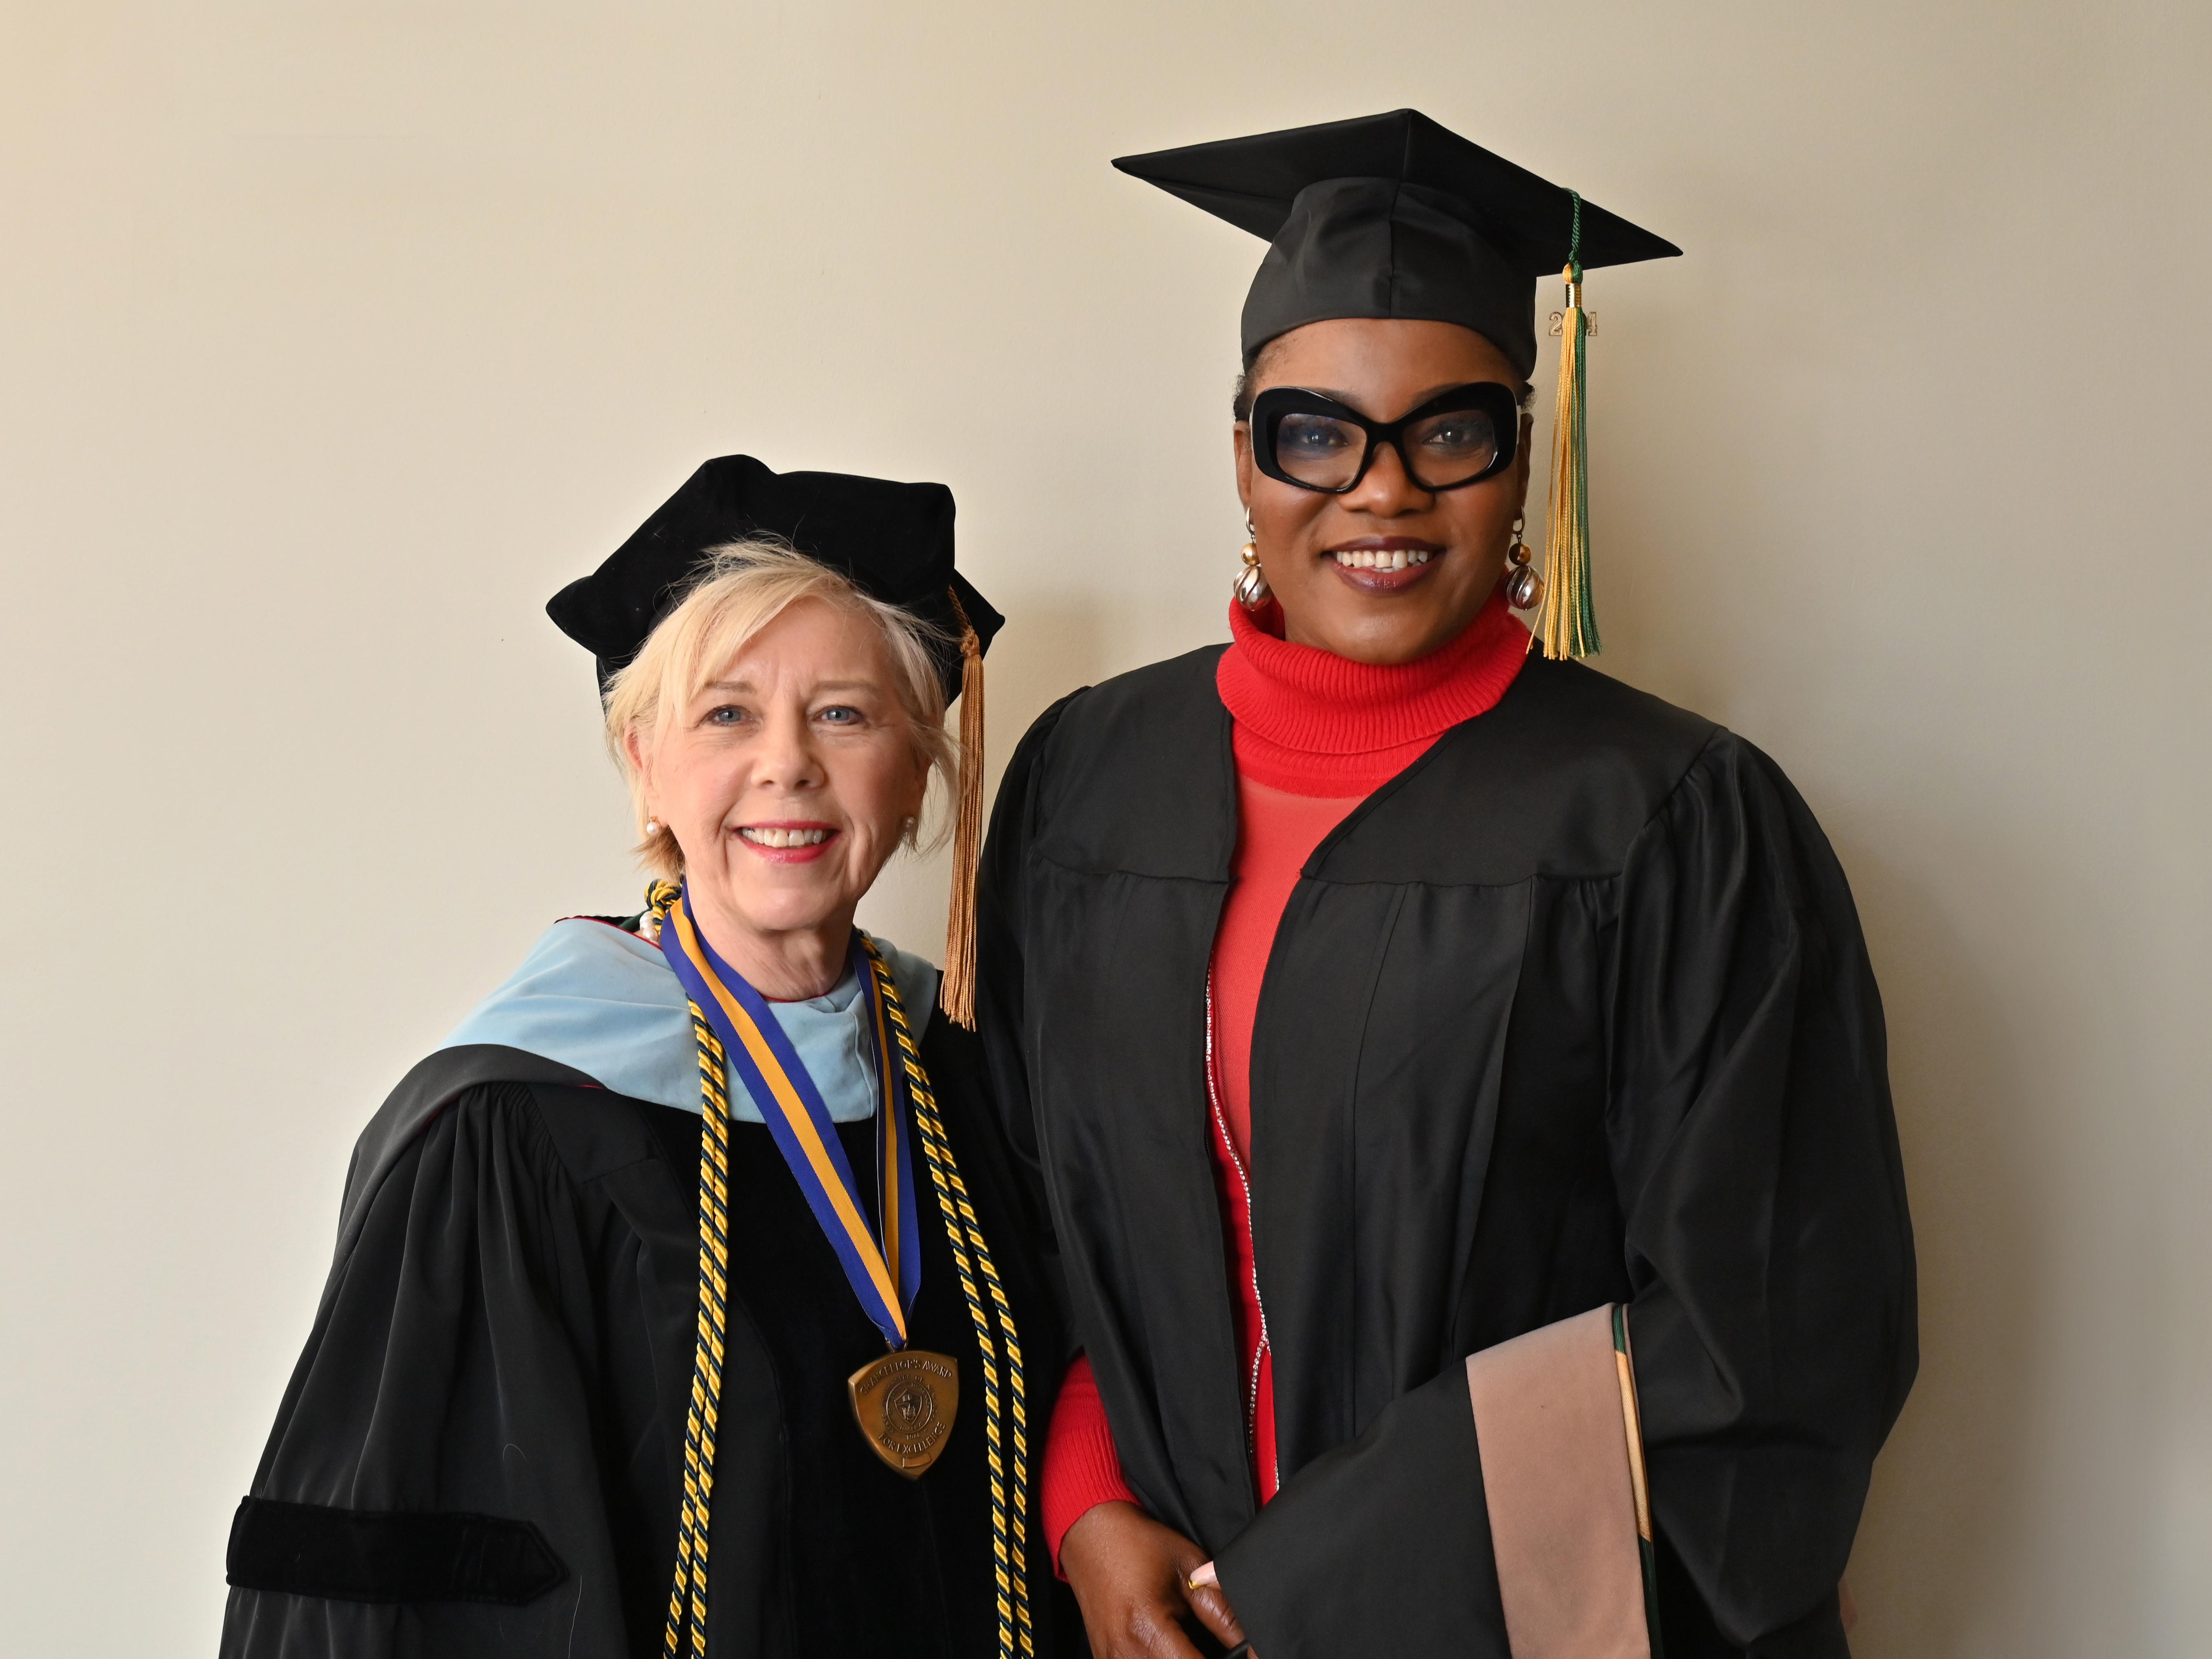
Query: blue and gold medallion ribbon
[[661, 886, 922, 1346], [651, 881, 1028, 1659]]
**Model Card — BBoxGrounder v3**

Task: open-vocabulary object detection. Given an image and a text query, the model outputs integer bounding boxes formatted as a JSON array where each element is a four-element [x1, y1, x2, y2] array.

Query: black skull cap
[[546, 455, 1000, 702], [1113, 108, 1679, 377]]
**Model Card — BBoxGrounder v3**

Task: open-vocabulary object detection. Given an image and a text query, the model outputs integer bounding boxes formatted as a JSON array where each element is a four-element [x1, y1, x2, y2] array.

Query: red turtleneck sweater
[[1041, 590, 1529, 1567]]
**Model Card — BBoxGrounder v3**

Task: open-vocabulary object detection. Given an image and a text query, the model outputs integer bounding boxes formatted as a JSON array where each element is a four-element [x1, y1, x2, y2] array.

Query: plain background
[[3, 2, 2207, 1652]]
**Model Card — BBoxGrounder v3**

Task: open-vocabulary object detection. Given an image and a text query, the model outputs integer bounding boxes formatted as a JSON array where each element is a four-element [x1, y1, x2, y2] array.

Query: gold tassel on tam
[[1535, 191, 1601, 660], [940, 587, 986, 1029]]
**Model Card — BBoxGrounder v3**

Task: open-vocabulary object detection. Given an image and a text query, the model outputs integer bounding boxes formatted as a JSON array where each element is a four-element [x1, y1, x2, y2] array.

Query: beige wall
[[3, 2, 2207, 1651]]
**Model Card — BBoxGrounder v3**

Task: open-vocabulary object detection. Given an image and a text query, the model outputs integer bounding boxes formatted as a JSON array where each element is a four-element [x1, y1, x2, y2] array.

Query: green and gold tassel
[[1535, 191, 1600, 660]]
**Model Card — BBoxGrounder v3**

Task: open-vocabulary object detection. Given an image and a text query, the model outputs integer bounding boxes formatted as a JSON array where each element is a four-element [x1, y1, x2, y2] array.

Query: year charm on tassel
[[1550, 303, 1597, 340], [1535, 190, 1602, 660]]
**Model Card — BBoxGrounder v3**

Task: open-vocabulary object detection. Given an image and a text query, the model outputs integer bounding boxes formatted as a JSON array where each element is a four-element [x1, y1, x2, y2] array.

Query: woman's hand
[[1060, 1500, 1251, 1658]]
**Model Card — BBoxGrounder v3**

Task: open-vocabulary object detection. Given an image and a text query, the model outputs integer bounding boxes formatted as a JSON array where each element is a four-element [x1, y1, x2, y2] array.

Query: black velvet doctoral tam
[[547, 454, 1003, 700]]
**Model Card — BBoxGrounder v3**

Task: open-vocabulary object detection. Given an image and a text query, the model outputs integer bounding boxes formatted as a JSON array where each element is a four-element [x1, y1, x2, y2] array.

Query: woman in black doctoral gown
[[221, 459, 1075, 1658], [978, 112, 1916, 1659]]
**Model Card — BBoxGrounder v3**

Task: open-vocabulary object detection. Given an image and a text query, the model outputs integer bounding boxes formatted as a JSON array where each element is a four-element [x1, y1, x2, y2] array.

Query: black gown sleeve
[[1215, 1363, 1510, 1658], [1609, 733, 1916, 1656], [220, 1084, 633, 1658], [975, 690, 1085, 1338], [1222, 734, 1914, 1659]]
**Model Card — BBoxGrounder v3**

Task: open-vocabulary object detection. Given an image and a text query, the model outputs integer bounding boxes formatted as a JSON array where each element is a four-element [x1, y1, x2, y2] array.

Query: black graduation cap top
[[547, 455, 1002, 702], [1113, 108, 1679, 377]]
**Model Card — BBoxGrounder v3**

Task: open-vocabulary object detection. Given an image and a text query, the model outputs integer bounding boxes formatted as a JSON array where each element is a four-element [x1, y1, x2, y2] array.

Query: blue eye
[[704, 704, 749, 726], [817, 705, 861, 725]]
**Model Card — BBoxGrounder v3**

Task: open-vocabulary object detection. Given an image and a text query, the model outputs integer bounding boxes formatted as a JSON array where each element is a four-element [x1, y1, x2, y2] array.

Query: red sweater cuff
[[1043, 1354, 1139, 1576]]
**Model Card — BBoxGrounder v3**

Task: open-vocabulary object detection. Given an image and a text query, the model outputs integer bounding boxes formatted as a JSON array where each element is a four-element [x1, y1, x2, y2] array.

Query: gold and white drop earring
[[1233, 517, 1272, 609]]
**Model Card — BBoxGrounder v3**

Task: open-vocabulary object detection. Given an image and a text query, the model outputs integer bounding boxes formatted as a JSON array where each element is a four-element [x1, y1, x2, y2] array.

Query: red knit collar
[[1215, 587, 1529, 795]]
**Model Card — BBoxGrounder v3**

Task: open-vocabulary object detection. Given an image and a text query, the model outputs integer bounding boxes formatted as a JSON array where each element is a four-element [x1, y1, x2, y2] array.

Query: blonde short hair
[[603, 539, 958, 879]]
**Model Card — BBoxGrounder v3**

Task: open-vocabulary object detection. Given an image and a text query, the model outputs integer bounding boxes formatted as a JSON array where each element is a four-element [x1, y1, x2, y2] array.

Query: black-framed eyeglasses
[[1247, 382, 1520, 494]]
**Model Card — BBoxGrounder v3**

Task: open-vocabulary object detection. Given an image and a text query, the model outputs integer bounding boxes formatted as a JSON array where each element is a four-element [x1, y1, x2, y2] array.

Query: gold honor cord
[[646, 880, 1031, 1659], [865, 940, 1034, 1659], [646, 879, 719, 1659]]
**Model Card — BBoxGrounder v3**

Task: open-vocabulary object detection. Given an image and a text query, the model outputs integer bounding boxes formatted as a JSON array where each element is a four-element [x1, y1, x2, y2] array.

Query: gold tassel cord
[[1535, 190, 1601, 660], [940, 588, 986, 1030]]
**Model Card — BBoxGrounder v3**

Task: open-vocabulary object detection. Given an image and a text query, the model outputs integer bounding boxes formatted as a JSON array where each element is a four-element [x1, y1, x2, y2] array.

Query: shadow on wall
[[981, 593, 1119, 773], [1837, 835, 2042, 1657], [857, 595, 1113, 957]]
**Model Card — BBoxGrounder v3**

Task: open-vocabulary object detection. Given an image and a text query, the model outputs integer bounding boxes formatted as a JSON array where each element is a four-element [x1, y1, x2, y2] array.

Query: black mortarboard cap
[[1113, 108, 1679, 377], [546, 455, 1001, 703]]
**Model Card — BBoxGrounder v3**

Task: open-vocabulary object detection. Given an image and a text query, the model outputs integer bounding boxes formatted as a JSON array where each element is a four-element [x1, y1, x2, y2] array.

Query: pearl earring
[[646, 818, 661, 834], [1233, 517, 1272, 610]]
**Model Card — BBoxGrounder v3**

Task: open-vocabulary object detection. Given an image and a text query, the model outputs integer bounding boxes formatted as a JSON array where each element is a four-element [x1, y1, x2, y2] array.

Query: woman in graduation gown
[[221, 458, 1073, 1659], [978, 112, 1917, 1659]]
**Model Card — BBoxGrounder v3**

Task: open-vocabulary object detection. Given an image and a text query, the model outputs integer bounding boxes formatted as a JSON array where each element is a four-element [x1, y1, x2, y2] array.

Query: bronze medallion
[[847, 1348, 960, 1478]]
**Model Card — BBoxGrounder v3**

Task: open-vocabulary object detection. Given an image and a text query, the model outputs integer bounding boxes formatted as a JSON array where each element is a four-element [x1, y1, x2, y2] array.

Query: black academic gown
[[976, 647, 1918, 1659], [220, 1015, 1076, 1658]]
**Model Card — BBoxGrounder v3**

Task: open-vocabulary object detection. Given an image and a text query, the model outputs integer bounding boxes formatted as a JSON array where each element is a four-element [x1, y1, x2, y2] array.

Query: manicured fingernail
[[1188, 1561, 1219, 1590]]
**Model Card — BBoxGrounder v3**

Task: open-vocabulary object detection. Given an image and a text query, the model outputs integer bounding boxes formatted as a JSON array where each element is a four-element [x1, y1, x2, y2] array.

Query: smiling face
[[1233, 317, 1536, 665], [626, 596, 930, 996]]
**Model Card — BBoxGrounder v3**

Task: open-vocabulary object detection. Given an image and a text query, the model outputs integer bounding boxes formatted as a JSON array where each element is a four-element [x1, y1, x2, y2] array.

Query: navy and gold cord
[[866, 937, 1033, 1659], [646, 882, 1031, 1659], [652, 876, 726, 1657]]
